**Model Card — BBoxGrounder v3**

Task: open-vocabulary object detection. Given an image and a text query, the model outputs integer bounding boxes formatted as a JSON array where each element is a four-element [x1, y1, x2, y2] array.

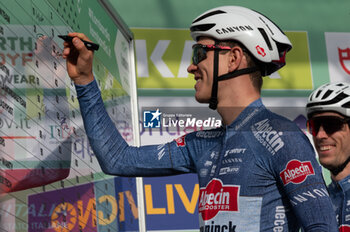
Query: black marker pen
[[58, 35, 99, 51]]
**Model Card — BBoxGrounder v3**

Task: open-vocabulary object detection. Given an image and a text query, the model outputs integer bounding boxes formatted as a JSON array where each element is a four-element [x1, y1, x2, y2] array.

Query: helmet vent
[[315, 90, 322, 98], [321, 90, 333, 100], [253, 10, 286, 35], [258, 28, 272, 50], [334, 92, 349, 102], [342, 101, 350, 108], [307, 92, 350, 108], [192, 10, 226, 24], [190, 24, 216, 33], [309, 92, 315, 100]]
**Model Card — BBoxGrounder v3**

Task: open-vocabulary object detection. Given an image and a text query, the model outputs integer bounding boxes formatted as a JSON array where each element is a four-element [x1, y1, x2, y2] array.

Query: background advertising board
[[1, 0, 350, 231]]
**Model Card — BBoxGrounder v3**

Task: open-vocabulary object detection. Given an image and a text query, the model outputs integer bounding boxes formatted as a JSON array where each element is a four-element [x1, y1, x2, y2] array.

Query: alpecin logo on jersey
[[199, 179, 239, 221], [280, 159, 315, 185], [251, 119, 284, 155], [339, 224, 350, 232]]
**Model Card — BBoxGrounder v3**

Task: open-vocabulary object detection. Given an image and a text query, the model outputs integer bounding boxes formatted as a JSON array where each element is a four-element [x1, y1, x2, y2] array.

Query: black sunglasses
[[192, 44, 231, 65], [307, 116, 350, 136]]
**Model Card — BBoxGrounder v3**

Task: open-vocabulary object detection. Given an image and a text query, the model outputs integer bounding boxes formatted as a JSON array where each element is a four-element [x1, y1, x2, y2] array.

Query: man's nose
[[187, 63, 197, 74], [315, 125, 328, 138]]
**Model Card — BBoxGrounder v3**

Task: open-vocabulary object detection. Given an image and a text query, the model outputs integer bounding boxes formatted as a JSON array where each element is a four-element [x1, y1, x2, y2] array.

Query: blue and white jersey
[[329, 175, 350, 231], [76, 80, 338, 231]]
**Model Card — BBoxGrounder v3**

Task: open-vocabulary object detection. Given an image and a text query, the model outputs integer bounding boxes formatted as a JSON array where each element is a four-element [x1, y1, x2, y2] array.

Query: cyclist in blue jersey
[[62, 6, 337, 231], [306, 82, 350, 231]]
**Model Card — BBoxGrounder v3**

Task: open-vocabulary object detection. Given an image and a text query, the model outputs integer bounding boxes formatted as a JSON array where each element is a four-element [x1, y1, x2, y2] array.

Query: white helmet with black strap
[[190, 6, 292, 109], [306, 82, 350, 118], [306, 82, 350, 175]]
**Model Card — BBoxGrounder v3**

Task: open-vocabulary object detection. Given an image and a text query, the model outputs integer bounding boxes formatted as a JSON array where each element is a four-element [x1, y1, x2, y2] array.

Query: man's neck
[[215, 74, 261, 125], [331, 162, 350, 182], [217, 95, 260, 126]]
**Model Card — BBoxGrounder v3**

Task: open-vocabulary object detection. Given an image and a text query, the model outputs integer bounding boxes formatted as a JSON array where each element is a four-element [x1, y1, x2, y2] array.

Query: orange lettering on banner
[[96, 192, 137, 226], [77, 198, 96, 229], [144, 183, 199, 215], [145, 184, 166, 214], [98, 195, 118, 225], [118, 192, 124, 222], [166, 184, 175, 214], [175, 184, 199, 214], [125, 190, 139, 219]]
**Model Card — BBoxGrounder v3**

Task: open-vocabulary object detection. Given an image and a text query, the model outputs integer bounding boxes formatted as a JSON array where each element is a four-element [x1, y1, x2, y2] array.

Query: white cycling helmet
[[190, 6, 292, 76], [306, 82, 350, 118]]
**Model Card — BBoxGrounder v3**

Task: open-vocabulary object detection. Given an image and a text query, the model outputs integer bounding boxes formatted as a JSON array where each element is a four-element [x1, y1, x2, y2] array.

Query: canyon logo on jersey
[[198, 179, 239, 221], [280, 159, 315, 185]]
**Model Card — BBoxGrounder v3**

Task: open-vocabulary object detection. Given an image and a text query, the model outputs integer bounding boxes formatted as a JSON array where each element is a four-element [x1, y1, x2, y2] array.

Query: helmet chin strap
[[330, 155, 350, 176], [209, 41, 220, 110], [208, 41, 260, 110]]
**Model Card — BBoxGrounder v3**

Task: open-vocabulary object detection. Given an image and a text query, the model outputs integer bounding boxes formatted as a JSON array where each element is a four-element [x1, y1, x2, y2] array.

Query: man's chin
[[319, 159, 336, 172], [195, 95, 210, 104]]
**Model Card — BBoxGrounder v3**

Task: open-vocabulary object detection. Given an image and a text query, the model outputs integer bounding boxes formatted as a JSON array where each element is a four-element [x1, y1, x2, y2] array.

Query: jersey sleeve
[[75, 80, 196, 177], [271, 121, 338, 231]]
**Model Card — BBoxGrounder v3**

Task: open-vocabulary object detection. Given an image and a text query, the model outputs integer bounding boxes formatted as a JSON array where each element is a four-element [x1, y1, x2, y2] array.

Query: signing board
[[0, 0, 139, 231]]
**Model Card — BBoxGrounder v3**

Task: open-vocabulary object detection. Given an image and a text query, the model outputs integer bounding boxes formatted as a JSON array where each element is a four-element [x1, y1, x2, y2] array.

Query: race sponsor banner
[[133, 29, 313, 93], [0, 198, 16, 232], [26, 177, 138, 232], [325, 32, 350, 82], [143, 174, 199, 231], [28, 182, 97, 232], [112, 177, 139, 231]]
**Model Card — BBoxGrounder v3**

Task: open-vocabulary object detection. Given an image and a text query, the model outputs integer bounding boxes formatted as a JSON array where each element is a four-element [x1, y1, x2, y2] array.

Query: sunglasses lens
[[307, 120, 316, 136], [192, 45, 207, 65], [308, 117, 346, 136], [323, 118, 344, 134]]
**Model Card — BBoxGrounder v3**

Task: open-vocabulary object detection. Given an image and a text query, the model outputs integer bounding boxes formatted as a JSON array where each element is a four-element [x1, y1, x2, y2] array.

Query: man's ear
[[228, 46, 244, 72]]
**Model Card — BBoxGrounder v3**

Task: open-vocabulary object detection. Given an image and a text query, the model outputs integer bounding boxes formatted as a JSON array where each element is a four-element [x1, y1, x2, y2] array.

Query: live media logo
[[143, 108, 221, 129], [143, 109, 161, 128]]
